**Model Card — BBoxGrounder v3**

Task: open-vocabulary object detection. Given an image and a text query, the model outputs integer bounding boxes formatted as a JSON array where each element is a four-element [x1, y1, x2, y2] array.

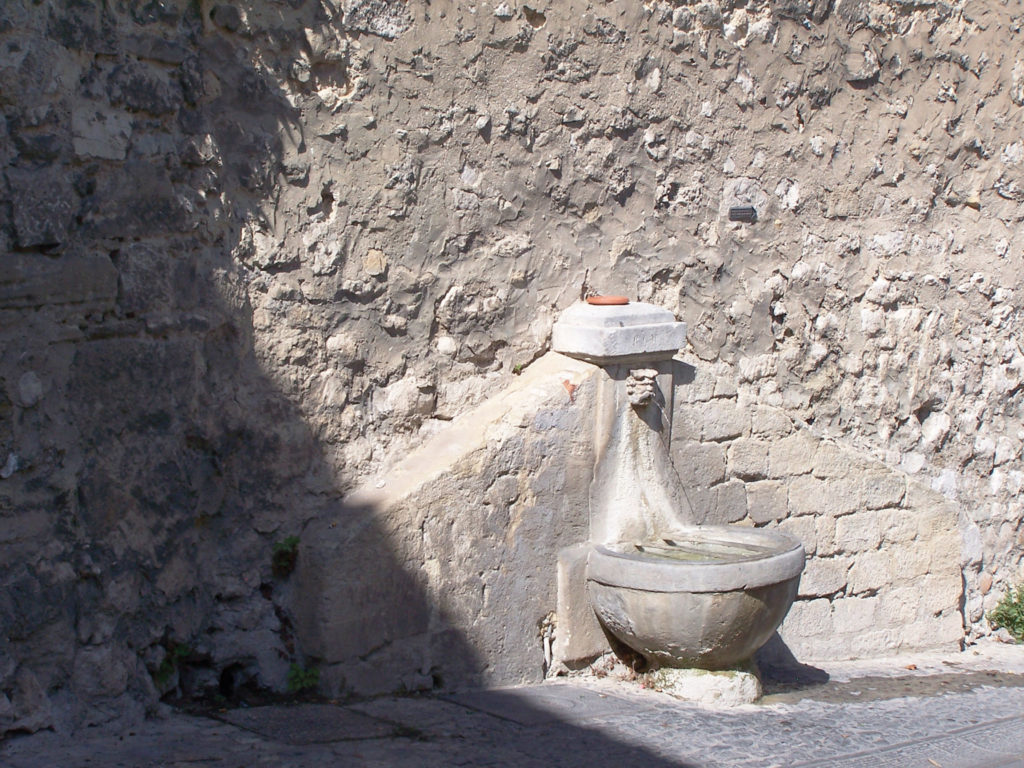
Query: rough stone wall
[[1, 0, 349, 733], [2, 0, 1023, 733]]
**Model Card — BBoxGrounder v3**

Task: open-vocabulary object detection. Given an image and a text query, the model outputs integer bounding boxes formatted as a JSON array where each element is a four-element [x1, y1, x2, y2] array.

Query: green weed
[[287, 663, 320, 693], [988, 584, 1024, 641], [154, 643, 191, 687], [272, 535, 300, 578]]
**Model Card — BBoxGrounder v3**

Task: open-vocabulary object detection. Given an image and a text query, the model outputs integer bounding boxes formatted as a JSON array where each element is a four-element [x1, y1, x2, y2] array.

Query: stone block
[[812, 441, 872, 479], [82, 160, 190, 238], [904, 480, 949, 515], [738, 354, 777, 383], [787, 475, 826, 516], [823, 478, 862, 517], [747, 480, 787, 524], [814, 516, 838, 556], [751, 405, 794, 438], [891, 544, 932, 583], [860, 473, 906, 510], [553, 544, 607, 666], [831, 596, 878, 633], [299, 535, 433, 663], [72, 105, 133, 160], [914, 505, 957, 543], [712, 368, 738, 398], [849, 627, 900, 657], [777, 514, 816, 555], [123, 34, 189, 65], [927, 529, 961, 567], [779, 597, 831, 641], [782, 634, 841, 661], [672, 404, 703, 442], [791, 477, 860, 517], [786, 479, 860, 520], [727, 438, 769, 479], [10, 122, 69, 165], [71, 646, 130, 699], [935, 611, 966, 645], [646, 667, 761, 706], [0, 510, 51, 545], [676, 359, 716, 402], [110, 59, 183, 115], [702, 399, 749, 441], [710, 479, 747, 524], [551, 302, 687, 363], [847, 550, 894, 595], [5, 166, 75, 247], [877, 507, 917, 544], [344, 0, 414, 39], [672, 440, 726, 488], [798, 556, 850, 598], [876, 588, 918, 626], [0, 112, 12, 167], [0, 252, 118, 309], [917, 573, 963, 618], [685, 488, 714, 524], [900, 614, 963, 650], [115, 242, 193, 316], [835, 510, 882, 552], [8, 667, 52, 734], [768, 432, 817, 478]]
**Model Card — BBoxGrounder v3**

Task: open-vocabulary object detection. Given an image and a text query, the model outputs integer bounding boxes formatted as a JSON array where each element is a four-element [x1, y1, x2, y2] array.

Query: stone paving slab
[[443, 682, 645, 725], [217, 702, 396, 744], [789, 714, 1024, 768], [350, 696, 517, 738], [0, 716, 329, 768]]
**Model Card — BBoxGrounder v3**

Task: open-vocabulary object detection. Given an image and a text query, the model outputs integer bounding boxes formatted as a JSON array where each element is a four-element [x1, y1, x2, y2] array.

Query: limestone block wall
[[672, 357, 964, 660], [296, 352, 599, 694], [291, 348, 963, 690]]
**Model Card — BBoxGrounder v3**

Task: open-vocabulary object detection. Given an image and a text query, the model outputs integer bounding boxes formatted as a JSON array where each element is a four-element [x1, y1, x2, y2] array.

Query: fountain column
[[549, 300, 690, 668], [551, 300, 691, 544]]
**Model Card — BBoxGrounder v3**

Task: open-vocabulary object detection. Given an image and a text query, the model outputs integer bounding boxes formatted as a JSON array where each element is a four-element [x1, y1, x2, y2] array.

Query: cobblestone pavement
[[3, 644, 1023, 768]]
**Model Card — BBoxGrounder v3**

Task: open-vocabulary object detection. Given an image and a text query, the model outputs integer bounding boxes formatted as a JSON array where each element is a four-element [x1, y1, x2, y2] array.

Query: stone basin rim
[[587, 526, 805, 593]]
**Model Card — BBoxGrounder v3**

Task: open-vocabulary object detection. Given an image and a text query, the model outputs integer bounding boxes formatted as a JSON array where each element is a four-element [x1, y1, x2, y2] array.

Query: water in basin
[[633, 537, 779, 563]]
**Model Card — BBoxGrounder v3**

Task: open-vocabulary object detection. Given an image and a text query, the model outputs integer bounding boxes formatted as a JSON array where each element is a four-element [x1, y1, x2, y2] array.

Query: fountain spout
[[589, 361, 694, 545], [626, 368, 659, 407], [550, 301, 694, 545]]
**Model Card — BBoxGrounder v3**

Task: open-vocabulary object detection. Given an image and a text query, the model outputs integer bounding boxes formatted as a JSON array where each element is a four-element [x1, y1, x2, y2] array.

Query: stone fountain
[[551, 299, 805, 696]]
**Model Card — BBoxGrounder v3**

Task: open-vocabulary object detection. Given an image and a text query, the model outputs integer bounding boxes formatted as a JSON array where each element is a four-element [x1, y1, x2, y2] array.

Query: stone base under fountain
[[577, 651, 763, 707], [645, 666, 762, 707]]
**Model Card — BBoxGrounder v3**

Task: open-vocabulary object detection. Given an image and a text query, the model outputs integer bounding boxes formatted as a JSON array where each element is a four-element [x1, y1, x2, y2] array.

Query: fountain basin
[[586, 526, 804, 670]]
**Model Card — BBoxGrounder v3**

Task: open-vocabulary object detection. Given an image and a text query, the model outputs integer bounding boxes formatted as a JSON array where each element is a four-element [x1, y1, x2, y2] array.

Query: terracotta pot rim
[[586, 295, 630, 306]]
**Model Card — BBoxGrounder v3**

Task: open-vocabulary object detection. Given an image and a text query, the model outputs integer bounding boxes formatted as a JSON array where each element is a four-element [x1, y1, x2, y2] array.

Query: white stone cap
[[551, 301, 687, 363]]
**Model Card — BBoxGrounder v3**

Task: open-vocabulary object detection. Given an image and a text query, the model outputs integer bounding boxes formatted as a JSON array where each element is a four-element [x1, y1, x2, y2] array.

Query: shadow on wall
[[0, 2, 691, 759], [0, 0, 471, 727]]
